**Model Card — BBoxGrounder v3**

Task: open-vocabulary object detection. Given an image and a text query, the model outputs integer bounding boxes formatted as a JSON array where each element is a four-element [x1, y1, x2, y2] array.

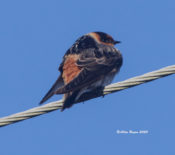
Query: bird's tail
[[39, 76, 64, 104], [61, 90, 80, 111]]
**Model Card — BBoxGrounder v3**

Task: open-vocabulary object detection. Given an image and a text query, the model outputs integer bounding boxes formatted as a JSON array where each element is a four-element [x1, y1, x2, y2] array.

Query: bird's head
[[88, 32, 121, 46], [72, 31, 120, 50]]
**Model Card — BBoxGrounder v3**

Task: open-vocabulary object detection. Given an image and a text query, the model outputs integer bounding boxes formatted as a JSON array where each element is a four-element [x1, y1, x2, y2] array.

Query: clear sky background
[[0, 0, 175, 154]]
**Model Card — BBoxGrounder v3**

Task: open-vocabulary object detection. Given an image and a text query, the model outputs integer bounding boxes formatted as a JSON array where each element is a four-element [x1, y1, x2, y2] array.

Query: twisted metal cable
[[0, 65, 175, 127]]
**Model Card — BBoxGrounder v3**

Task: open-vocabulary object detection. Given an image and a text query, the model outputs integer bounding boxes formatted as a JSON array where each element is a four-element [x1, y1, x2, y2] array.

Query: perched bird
[[39, 32, 123, 111]]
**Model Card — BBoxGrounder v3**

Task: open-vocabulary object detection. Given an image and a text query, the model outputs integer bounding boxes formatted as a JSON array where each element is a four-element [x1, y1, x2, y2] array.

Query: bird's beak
[[114, 40, 121, 44]]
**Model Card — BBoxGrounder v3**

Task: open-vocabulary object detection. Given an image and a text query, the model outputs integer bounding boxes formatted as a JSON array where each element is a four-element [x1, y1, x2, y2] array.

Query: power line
[[0, 65, 174, 127]]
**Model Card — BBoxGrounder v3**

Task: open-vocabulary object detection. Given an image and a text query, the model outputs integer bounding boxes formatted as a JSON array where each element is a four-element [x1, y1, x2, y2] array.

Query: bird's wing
[[55, 47, 121, 94], [39, 75, 64, 104]]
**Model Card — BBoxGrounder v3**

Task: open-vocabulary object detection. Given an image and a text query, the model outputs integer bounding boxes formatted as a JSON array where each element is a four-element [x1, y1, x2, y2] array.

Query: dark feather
[[39, 75, 64, 104], [61, 90, 80, 111], [55, 46, 122, 94]]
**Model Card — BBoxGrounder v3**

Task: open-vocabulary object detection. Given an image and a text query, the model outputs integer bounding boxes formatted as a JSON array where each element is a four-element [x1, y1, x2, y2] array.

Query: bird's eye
[[101, 38, 113, 43], [101, 38, 105, 42], [102, 38, 108, 43]]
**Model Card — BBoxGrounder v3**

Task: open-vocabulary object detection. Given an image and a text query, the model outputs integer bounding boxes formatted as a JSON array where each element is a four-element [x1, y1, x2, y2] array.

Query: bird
[[39, 32, 123, 111]]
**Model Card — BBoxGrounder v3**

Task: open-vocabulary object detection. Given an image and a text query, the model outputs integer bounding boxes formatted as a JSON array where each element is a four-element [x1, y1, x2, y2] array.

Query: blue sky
[[0, 0, 175, 154]]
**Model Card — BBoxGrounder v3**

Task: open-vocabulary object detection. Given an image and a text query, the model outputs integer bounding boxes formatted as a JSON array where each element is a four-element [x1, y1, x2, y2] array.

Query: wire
[[0, 65, 175, 127]]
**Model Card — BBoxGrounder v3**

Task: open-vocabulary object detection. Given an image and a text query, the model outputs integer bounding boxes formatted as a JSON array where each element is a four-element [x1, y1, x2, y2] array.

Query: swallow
[[39, 32, 123, 111]]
